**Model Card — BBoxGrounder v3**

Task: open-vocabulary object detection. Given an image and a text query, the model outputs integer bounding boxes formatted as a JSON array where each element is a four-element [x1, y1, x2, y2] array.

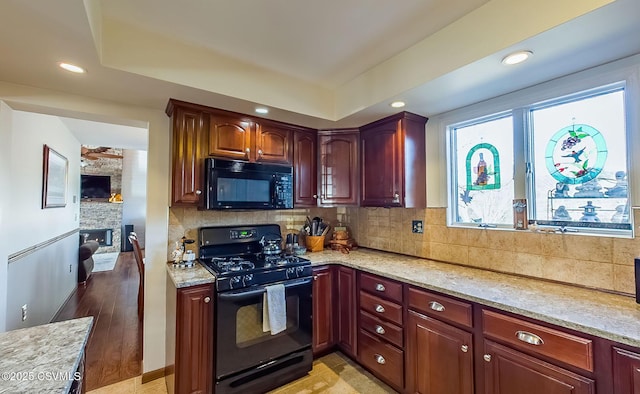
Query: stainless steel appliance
[[198, 224, 313, 394], [203, 158, 293, 210]]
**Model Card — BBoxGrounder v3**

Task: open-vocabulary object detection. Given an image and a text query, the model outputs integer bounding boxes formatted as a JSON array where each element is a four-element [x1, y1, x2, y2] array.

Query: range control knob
[[286, 267, 296, 279], [229, 276, 241, 289], [296, 266, 305, 276], [243, 274, 254, 286]]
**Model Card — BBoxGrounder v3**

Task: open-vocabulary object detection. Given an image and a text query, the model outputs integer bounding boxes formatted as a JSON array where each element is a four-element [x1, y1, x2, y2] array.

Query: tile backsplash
[[170, 206, 639, 295], [343, 207, 640, 295], [168, 206, 340, 255]]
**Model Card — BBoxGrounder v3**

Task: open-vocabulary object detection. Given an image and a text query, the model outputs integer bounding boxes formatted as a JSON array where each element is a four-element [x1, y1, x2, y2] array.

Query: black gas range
[[197, 224, 312, 291], [197, 224, 313, 394]]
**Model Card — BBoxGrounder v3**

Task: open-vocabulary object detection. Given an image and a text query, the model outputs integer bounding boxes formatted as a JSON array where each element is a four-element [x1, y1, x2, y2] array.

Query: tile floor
[[87, 352, 397, 394]]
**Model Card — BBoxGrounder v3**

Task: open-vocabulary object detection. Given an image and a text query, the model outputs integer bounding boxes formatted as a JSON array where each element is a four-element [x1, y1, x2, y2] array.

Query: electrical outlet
[[412, 220, 424, 234], [21, 304, 27, 321]]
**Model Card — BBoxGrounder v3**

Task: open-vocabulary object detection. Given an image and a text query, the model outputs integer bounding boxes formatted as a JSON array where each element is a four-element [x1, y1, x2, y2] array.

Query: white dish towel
[[262, 283, 287, 335]]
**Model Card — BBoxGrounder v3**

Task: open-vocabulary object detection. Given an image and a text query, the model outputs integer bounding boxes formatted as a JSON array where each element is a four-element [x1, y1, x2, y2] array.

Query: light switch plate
[[412, 220, 424, 234]]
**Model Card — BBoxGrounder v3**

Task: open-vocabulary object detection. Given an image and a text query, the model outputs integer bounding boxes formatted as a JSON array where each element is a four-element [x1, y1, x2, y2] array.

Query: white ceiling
[[0, 0, 639, 143]]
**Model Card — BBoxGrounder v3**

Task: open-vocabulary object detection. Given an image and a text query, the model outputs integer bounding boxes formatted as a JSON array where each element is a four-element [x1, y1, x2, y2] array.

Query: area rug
[[92, 252, 119, 272]]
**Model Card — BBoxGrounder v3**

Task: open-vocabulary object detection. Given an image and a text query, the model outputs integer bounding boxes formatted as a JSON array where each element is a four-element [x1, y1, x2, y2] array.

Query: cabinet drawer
[[360, 291, 403, 326], [360, 310, 403, 348], [360, 272, 403, 303], [482, 310, 594, 372], [359, 329, 404, 390], [408, 287, 473, 328]]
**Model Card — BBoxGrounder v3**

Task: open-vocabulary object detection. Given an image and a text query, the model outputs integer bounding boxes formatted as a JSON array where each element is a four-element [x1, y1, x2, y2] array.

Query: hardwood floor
[[53, 251, 142, 391]]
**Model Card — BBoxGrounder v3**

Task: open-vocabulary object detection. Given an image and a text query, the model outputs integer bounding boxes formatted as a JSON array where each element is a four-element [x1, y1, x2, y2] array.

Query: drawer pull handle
[[375, 283, 386, 292], [516, 331, 544, 346], [483, 354, 492, 362], [429, 301, 446, 312], [375, 325, 386, 335], [461, 345, 469, 353], [375, 354, 386, 365], [375, 304, 385, 313]]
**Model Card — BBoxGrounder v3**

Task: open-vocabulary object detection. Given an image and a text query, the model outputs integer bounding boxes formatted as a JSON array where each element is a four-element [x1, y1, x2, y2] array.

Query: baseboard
[[141, 367, 166, 384], [50, 285, 79, 323]]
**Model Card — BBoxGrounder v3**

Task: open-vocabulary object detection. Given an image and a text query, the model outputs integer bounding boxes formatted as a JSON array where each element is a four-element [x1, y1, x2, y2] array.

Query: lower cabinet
[[483, 340, 595, 394], [312, 266, 335, 355], [613, 347, 640, 394], [336, 266, 357, 358], [166, 281, 214, 394], [406, 310, 473, 394]]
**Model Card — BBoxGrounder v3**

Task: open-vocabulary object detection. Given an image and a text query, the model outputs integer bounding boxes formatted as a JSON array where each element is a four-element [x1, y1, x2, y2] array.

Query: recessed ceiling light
[[501, 51, 533, 66], [59, 62, 86, 74], [390, 101, 406, 108], [255, 107, 269, 114]]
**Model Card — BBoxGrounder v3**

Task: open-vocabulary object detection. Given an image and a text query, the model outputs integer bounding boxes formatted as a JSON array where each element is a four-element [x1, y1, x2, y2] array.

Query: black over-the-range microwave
[[203, 158, 293, 210]]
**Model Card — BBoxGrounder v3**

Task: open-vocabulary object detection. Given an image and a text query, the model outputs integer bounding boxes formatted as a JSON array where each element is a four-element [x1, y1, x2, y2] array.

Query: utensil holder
[[306, 235, 325, 252]]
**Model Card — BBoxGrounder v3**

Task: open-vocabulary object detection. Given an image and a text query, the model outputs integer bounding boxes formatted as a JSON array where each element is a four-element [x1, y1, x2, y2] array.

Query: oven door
[[216, 277, 313, 380]]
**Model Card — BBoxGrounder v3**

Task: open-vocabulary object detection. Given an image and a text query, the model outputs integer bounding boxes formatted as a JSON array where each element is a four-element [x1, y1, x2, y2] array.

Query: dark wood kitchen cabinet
[[357, 272, 405, 391], [483, 340, 595, 394], [208, 112, 254, 161], [613, 347, 640, 394], [255, 121, 294, 165], [481, 309, 595, 394], [166, 280, 214, 394], [318, 130, 359, 206], [406, 287, 474, 394], [336, 266, 357, 358], [312, 266, 335, 355], [167, 101, 207, 206], [294, 129, 318, 207], [360, 112, 427, 208], [208, 114, 294, 165], [406, 311, 473, 394]]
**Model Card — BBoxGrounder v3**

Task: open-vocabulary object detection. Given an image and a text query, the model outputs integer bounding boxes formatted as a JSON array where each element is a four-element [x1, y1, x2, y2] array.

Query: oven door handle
[[217, 277, 312, 300]]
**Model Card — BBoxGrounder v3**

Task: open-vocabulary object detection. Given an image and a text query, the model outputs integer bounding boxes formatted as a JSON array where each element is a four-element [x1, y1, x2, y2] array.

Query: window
[[448, 82, 632, 235]]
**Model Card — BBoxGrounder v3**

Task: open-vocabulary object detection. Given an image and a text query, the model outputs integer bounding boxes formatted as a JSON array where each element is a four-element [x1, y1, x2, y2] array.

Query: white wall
[[2, 111, 81, 330], [8, 111, 81, 252], [0, 102, 13, 332], [0, 80, 170, 374], [122, 149, 147, 247]]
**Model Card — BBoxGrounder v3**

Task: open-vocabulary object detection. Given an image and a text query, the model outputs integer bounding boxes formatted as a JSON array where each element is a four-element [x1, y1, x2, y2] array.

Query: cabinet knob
[[461, 345, 469, 353], [195, 190, 202, 195], [375, 354, 386, 365], [375, 325, 386, 335], [204, 296, 211, 303], [245, 148, 251, 156], [313, 194, 318, 199], [257, 148, 263, 157], [375, 283, 386, 292], [375, 304, 385, 313], [483, 354, 492, 362], [392, 192, 400, 203], [516, 330, 544, 346], [313, 275, 318, 281], [428, 301, 446, 312]]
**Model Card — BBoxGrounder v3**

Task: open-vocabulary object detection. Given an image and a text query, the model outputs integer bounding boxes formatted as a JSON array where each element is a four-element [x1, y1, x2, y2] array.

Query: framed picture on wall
[[42, 144, 68, 208]]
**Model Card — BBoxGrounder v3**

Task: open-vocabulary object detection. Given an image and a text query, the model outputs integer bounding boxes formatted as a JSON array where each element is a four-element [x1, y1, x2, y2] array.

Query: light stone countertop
[[0, 317, 93, 394], [165, 248, 640, 348]]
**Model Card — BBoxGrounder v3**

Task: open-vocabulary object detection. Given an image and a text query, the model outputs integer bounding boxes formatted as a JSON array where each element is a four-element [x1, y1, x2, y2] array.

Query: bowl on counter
[[293, 246, 307, 256]]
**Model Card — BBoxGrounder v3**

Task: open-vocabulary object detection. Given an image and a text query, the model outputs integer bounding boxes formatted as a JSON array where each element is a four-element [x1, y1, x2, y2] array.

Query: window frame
[[443, 56, 640, 238]]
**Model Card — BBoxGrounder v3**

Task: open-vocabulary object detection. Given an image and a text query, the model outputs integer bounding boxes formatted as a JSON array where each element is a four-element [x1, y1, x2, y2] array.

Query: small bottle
[[474, 153, 488, 186]]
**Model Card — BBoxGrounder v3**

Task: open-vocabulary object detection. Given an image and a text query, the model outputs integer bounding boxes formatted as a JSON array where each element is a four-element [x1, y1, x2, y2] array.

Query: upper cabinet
[[208, 113, 254, 161], [360, 112, 428, 208], [294, 129, 318, 207], [208, 114, 293, 165], [255, 122, 294, 165], [318, 130, 359, 206], [166, 101, 207, 206]]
